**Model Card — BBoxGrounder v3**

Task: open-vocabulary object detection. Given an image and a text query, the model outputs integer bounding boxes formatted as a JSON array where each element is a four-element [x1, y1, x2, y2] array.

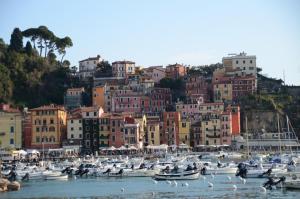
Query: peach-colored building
[[162, 112, 180, 146], [185, 75, 210, 103], [143, 66, 166, 83]]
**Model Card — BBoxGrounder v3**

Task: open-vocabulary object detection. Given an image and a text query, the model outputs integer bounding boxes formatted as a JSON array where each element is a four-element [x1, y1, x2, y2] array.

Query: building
[[184, 75, 210, 103], [22, 110, 32, 149], [64, 87, 85, 110], [93, 85, 105, 109], [179, 119, 190, 145], [66, 109, 83, 147], [220, 111, 232, 145], [162, 112, 180, 146], [201, 113, 221, 146], [226, 105, 240, 136], [79, 55, 103, 79], [112, 60, 135, 78], [111, 93, 142, 113], [222, 52, 257, 77], [99, 113, 111, 148], [81, 106, 104, 154], [213, 82, 233, 102], [149, 88, 172, 113], [123, 117, 141, 148], [30, 104, 67, 149], [109, 113, 125, 147], [190, 122, 201, 147], [0, 104, 22, 149], [145, 116, 160, 146], [143, 66, 166, 83], [165, 64, 187, 79]]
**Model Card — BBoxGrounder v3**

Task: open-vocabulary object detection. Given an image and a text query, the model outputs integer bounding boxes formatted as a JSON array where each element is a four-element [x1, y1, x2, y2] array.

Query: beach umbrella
[[107, 146, 116, 151], [118, 146, 127, 150], [129, 146, 137, 150]]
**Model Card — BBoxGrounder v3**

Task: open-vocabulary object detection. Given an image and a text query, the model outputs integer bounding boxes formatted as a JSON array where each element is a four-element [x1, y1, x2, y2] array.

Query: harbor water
[[2, 175, 300, 199]]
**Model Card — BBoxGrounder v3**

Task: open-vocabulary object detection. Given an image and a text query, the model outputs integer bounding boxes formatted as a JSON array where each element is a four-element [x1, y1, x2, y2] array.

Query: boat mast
[[277, 113, 282, 155], [287, 115, 293, 154], [246, 115, 249, 159]]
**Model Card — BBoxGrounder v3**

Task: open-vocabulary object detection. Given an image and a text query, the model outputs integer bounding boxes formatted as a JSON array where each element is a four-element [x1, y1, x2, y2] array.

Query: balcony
[[206, 134, 221, 139]]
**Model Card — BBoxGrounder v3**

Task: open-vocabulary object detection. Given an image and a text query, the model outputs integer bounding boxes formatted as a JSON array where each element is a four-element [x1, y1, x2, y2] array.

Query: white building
[[112, 60, 135, 78], [67, 111, 83, 146], [222, 52, 257, 77], [78, 55, 103, 79]]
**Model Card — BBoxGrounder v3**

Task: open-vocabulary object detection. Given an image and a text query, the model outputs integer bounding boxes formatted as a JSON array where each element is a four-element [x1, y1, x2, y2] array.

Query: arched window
[[49, 126, 55, 132]]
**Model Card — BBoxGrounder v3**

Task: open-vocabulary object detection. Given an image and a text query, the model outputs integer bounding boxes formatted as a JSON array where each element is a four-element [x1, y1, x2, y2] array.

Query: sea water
[[2, 175, 300, 199]]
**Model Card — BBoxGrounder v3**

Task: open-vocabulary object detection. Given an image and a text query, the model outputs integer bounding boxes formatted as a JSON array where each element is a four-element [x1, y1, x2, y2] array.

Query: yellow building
[[93, 85, 105, 109], [201, 114, 221, 146], [214, 83, 233, 102], [0, 104, 22, 149], [146, 116, 160, 146], [30, 104, 67, 149], [135, 114, 147, 143], [179, 120, 190, 146]]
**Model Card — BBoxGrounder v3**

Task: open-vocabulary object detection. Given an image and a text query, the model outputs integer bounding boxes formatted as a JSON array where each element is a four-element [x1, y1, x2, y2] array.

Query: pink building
[[143, 66, 166, 83], [162, 112, 180, 146], [111, 93, 142, 113], [149, 88, 172, 113]]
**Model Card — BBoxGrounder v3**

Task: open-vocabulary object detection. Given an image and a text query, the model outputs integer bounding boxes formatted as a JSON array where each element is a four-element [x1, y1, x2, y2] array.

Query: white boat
[[44, 171, 68, 180], [153, 170, 200, 180]]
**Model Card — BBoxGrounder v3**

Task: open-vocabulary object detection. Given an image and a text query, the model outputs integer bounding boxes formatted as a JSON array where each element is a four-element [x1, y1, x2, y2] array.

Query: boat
[[153, 170, 200, 180]]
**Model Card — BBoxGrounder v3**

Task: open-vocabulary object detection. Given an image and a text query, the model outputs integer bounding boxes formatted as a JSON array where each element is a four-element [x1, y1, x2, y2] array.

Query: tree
[[94, 61, 112, 77], [0, 64, 13, 102], [25, 41, 33, 56], [56, 36, 73, 63], [9, 28, 23, 52]]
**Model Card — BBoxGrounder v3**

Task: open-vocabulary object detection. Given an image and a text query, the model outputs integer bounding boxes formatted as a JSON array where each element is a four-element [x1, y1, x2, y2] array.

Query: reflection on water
[[1, 176, 300, 199]]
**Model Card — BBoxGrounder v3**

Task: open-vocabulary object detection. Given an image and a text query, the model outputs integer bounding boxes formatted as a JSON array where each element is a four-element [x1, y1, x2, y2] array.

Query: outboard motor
[[200, 166, 206, 175], [118, 169, 124, 175], [186, 165, 193, 171], [162, 166, 170, 173], [259, 168, 272, 178], [236, 164, 247, 178], [103, 168, 111, 174], [263, 176, 286, 190], [22, 173, 30, 181]]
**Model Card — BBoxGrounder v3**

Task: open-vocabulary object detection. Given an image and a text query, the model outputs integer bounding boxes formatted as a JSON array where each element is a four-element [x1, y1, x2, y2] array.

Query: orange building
[[226, 105, 240, 136], [165, 64, 187, 79], [93, 85, 106, 109]]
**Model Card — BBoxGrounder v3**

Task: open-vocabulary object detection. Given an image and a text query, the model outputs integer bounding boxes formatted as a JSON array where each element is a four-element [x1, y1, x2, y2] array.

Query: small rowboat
[[153, 170, 200, 180]]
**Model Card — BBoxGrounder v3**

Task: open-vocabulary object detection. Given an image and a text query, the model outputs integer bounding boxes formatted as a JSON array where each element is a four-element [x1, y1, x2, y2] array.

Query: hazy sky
[[1, 0, 300, 85]]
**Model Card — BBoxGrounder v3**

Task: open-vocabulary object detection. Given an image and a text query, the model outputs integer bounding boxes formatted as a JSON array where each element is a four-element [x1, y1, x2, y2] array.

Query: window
[[50, 119, 54, 124], [79, 134, 82, 138], [243, 60, 245, 64], [250, 60, 253, 64], [71, 134, 74, 139], [182, 123, 186, 127], [71, 127, 74, 131], [36, 137, 40, 142], [36, 127, 40, 132], [86, 112, 89, 117], [10, 139, 14, 145], [236, 60, 238, 64], [10, 126, 14, 133], [71, 120, 73, 124], [49, 126, 55, 132], [94, 112, 97, 116], [79, 127, 82, 130]]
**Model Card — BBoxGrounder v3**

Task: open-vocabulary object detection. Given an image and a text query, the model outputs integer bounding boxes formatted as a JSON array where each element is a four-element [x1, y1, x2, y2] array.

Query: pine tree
[[9, 28, 23, 52], [25, 41, 33, 56]]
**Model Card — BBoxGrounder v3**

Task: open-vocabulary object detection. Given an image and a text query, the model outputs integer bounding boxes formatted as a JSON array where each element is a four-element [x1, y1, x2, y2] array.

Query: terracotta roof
[[81, 106, 101, 112], [67, 112, 82, 120], [79, 55, 101, 62], [112, 60, 135, 65], [29, 104, 65, 111]]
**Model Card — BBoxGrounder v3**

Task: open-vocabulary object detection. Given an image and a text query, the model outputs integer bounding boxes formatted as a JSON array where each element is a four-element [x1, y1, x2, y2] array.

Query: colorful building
[[123, 117, 141, 148], [184, 75, 210, 103], [165, 63, 187, 79], [99, 113, 111, 148], [66, 109, 83, 146], [201, 113, 221, 146], [112, 60, 135, 78], [81, 106, 103, 154], [30, 104, 67, 149], [179, 119, 190, 145], [0, 104, 22, 149], [93, 85, 105, 109], [162, 112, 180, 146], [145, 116, 160, 146]]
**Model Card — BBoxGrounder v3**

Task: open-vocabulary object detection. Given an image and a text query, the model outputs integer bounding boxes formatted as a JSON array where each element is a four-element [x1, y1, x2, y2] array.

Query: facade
[[179, 120, 190, 145], [79, 55, 103, 79], [145, 116, 160, 146], [64, 87, 85, 110], [190, 122, 201, 147], [201, 113, 221, 146], [220, 112, 232, 145], [67, 109, 83, 146], [0, 104, 22, 149], [149, 88, 172, 113], [23, 110, 32, 149], [162, 112, 180, 146], [112, 61, 135, 78], [184, 75, 210, 103], [222, 52, 257, 77], [99, 113, 111, 148], [81, 106, 103, 154], [93, 85, 105, 109], [123, 117, 141, 148], [165, 64, 187, 79], [30, 104, 67, 149], [143, 66, 166, 83], [213, 83, 233, 102], [109, 113, 124, 147]]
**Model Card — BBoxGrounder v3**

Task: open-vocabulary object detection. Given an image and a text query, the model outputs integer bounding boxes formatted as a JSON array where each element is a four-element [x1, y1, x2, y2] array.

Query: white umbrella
[[19, 150, 28, 155], [118, 146, 127, 150], [107, 146, 116, 151], [129, 146, 137, 150]]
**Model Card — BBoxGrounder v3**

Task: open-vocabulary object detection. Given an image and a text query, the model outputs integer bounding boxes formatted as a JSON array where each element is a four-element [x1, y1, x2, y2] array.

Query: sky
[[1, 0, 300, 85]]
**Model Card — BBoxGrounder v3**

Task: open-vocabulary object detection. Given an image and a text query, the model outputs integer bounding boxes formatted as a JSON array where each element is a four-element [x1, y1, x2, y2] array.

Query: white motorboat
[[153, 170, 200, 180]]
